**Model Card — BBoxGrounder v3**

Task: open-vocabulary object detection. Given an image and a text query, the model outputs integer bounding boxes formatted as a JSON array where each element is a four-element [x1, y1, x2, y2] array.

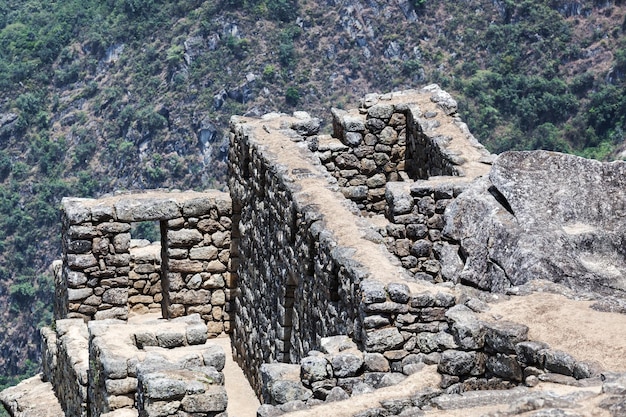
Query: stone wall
[[57, 191, 232, 333], [128, 242, 162, 315], [384, 179, 469, 282], [41, 319, 89, 417], [258, 279, 600, 415], [230, 111, 412, 395], [316, 86, 491, 214], [87, 315, 217, 417]]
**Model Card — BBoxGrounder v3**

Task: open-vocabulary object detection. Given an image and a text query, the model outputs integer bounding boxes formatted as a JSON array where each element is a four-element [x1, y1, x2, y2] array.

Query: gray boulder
[[444, 151, 626, 297]]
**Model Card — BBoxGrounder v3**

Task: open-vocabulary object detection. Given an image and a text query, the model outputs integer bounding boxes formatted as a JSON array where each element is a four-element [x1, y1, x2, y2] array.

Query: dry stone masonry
[[57, 190, 233, 333], [2, 85, 626, 417]]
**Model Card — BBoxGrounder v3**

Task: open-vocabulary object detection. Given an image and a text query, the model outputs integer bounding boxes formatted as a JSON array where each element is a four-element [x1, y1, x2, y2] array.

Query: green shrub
[[285, 86, 300, 105]]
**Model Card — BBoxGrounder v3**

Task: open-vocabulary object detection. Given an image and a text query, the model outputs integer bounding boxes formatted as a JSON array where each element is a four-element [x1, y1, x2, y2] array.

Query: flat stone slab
[[62, 190, 231, 224], [0, 374, 64, 417]]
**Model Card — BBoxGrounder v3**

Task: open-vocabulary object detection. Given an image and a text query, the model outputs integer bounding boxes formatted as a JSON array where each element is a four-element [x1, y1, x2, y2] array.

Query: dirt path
[[211, 335, 260, 417], [481, 292, 626, 371]]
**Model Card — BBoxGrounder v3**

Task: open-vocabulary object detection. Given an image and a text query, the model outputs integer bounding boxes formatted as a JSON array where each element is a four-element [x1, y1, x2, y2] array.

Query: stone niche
[[57, 190, 234, 334]]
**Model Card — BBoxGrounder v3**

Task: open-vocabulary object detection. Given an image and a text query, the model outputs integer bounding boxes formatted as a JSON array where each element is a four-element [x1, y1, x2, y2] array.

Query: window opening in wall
[[128, 221, 164, 317]]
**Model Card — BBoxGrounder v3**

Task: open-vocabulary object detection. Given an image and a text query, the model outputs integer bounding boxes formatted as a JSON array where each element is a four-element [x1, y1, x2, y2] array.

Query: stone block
[[67, 254, 98, 270], [181, 197, 215, 217], [486, 353, 523, 381], [543, 349, 576, 376], [361, 279, 387, 304], [115, 197, 181, 222], [97, 222, 131, 234], [438, 350, 481, 377], [364, 353, 390, 372], [66, 270, 88, 287], [484, 321, 529, 354], [189, 246, 219, 260], [105, 377, 138, 395], [68, 239, 92, 254], [364, 327, 404, 352], [445, 304, 485, 350], [387, 283, 410, 304], [103, 288, 129, 305], [186, 323, 208, 345], [331, 352, 364, 378], [169, 260, 204, 273], [517, 347, 547, 372], [156, 330, 186, 348], [62, 199, 91, 224], [95, 307, 128, 320], [300, 356, 332, 385], [67, 287, 93, 301], [181, 386, 228, 412], [206, 260, 227, 273], [68, 225, 98, 239], [168, 229, 203, 247]]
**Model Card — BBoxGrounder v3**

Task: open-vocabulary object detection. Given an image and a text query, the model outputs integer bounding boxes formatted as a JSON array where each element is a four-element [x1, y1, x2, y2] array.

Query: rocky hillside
[[0, 0, 625, 388]]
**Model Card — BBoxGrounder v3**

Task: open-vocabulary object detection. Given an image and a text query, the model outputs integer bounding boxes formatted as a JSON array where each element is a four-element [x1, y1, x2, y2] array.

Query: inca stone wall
[[41, 319, 89, 417], [384, 179, 469, 282], [227, 88, 605, 415], [128, 242, 162, 315], [5, 85, 626, 417], [317, 86, 491, 214], [228, 113, 368, 394], [57, 190, 233, 333]]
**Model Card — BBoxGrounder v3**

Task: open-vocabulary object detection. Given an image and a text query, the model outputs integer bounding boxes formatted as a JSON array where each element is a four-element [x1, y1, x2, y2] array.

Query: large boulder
[[443, 151, 626, 297]]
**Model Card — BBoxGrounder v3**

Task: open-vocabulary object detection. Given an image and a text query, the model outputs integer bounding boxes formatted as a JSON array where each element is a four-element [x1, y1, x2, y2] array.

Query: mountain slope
[[0, 0, 625, 387]]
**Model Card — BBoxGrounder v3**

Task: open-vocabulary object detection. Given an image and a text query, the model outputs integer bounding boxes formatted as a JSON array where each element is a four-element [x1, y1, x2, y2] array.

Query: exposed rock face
[[444, 151, 626, 297]]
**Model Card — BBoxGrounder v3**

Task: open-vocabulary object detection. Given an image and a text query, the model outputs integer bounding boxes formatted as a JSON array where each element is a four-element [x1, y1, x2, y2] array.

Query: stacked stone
[[404, 108, 460, 181], [258, 335, 411, 416], [257, 279, 602, 414], [128, 242, 162, 315], [317, 103, 408, 213], [58, 191, 232, 330], [316, 86, 488, 215], [137, 364, 227, 417], [384, 180, 467, 282], [87, 315, 216, 417], [440, 305, 599, 391], [163, 197, 233, 335], [61, 198, 133, 321], [41, 319, 89, 417], [359, 280, 598, 392], [229, 116, 364, 396]]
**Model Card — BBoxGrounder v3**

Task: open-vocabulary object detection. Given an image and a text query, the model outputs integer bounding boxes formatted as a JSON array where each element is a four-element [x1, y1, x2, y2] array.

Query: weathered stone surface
[[364, 328, 404, 353], [445, 305, 485, 350], [438, 350, 483, 376], [115, 197, 181, 221], [544, 350, 576, 376], [516, 341, 550, 367], [444, 151, 626, 297], [364, 353, 390, 372], [486, 353, 523, 382], [300, 356, 331, 385], [484, 321, 529, 354], [0, 375, 64, 417], [168, 229, 203, 247], [331, 352, 364, 378], [361, 280, 387, 304], [270, 380, 312, 404], [180, 387, 228, 412]]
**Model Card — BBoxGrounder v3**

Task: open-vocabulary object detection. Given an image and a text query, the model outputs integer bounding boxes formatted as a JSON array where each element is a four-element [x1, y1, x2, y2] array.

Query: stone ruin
[[2, 85, 626, 417]]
